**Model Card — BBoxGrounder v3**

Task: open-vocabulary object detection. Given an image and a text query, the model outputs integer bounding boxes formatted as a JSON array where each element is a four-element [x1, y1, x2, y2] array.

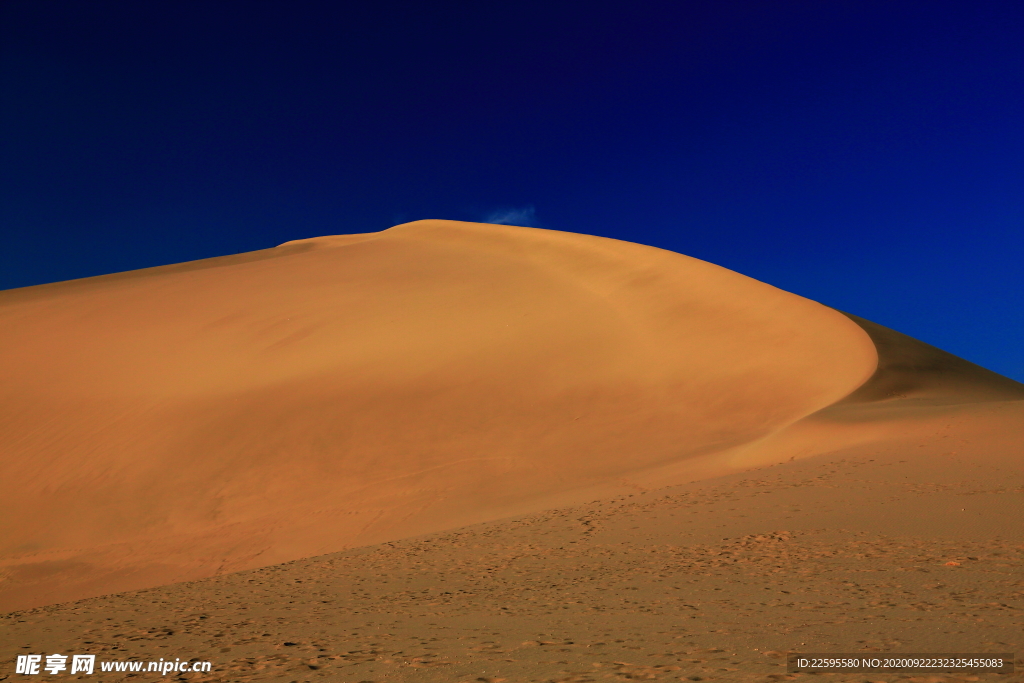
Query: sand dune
[[0, 219, 1019, 619]]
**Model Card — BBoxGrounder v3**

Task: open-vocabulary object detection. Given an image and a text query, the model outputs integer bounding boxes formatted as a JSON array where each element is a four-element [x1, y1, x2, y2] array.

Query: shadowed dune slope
[[837, 312, 1024, 405], [0, 219, 991, 613]]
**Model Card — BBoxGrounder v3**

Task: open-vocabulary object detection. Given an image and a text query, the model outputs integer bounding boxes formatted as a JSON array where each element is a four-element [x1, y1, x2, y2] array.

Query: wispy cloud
[[485, 205, 537, 227]]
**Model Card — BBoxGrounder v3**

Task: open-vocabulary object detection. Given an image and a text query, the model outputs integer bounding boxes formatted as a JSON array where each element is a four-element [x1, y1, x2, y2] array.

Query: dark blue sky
[[2, 1, 1021, 380]]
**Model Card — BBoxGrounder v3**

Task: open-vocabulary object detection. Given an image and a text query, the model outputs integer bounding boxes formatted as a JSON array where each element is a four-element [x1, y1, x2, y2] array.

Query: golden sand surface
[[1, 220, 1021, 682], [1, 399, 1021, 682]]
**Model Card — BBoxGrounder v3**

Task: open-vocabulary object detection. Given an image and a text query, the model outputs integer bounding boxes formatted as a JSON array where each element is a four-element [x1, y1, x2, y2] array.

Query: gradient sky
[[2, 1, 1022, 380]]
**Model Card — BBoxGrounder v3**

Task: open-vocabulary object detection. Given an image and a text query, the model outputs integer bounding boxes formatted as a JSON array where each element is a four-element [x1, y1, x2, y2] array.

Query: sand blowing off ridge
[[2, 219, 882, 611]]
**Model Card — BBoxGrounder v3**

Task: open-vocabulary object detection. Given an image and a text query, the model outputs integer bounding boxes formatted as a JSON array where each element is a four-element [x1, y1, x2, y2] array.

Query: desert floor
[[3, 399, 1021, 682]]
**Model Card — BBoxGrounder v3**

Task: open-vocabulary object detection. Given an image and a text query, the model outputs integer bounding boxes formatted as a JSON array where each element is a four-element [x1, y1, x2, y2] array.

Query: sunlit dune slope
[[2, 219, 883, 611]]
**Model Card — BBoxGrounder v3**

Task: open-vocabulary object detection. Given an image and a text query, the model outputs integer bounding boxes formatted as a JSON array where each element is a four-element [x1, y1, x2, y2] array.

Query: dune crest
[[0, 218, 936, 612]]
